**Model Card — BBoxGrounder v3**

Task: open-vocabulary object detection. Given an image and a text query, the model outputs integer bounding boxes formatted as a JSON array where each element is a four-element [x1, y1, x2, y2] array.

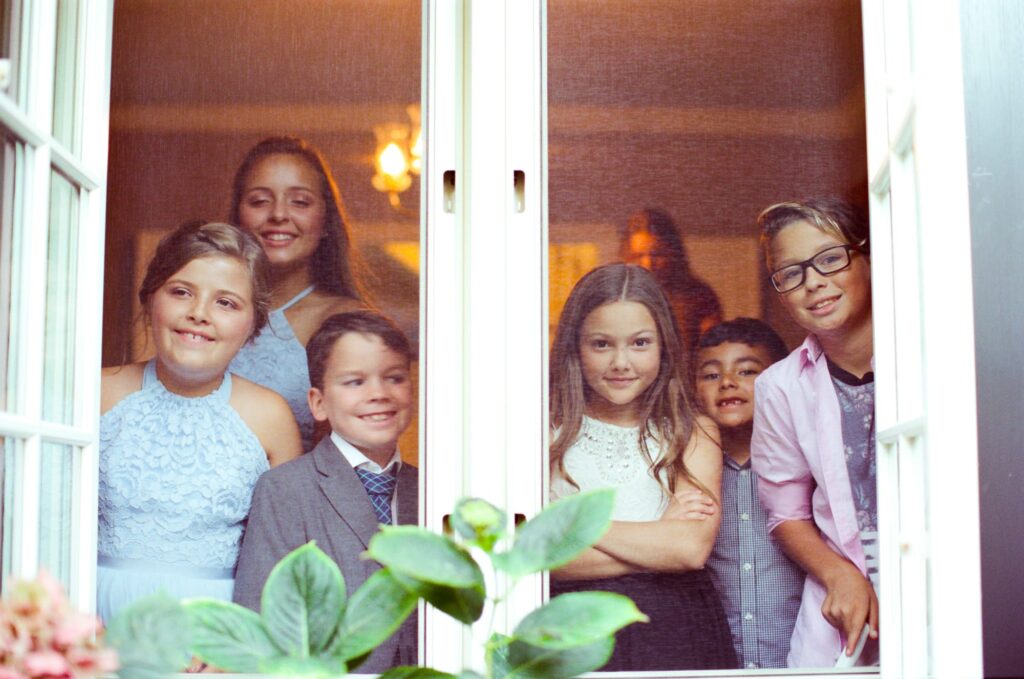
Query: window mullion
[[68, 185, 103, 612], [462, 1, 511, 671], [24, 0, 55, 130], [76, 0, 113, 179], [909, 1, 983, 677], [422, 0, 465, 671], [67, 0, 113, 612], [502, 0, 545, 637], [8, 141, 50, 581]]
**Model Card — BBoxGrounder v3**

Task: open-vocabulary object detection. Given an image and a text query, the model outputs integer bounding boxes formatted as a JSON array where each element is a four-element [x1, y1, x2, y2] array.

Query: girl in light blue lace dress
[[228, 137, 369, 450], [98, 221, 302, 623]]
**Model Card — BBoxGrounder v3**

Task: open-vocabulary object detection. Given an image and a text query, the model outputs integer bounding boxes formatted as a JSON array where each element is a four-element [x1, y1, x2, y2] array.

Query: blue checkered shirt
[[705, 455, 805, 669]]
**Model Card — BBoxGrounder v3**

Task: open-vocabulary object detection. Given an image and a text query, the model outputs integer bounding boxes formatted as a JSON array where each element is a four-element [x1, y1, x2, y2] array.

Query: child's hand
[[664, 490, 716, 521], [822, 561, 880, 656]]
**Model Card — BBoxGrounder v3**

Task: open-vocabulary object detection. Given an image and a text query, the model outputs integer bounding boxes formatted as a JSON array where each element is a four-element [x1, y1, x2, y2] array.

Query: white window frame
[[428, 0, 987, 677], [863, 1, 983, 678], [1, 1, 987, 676], [0, 0, 114, 616], [420, 1, 548, 671]]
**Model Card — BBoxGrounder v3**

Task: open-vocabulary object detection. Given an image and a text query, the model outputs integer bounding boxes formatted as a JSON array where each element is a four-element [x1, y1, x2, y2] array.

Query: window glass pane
[[100, 0, 422, 638], [1, 437, 19, 592], [43, 170, 79, 424], [547, 0, 870, 673], [0, 0, 18, 98], [52, 0, 81, 149], [38, 441, 74, 587], [0, 136, 16, 412]]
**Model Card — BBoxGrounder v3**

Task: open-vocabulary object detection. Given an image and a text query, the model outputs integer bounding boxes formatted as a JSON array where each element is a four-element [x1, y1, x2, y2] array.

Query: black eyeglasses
[[769, 244, 860, 293]]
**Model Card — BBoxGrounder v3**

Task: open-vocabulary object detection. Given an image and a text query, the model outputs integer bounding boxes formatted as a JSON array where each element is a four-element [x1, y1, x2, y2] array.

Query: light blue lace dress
[[229, 286, 316, 450], [97, 360, 269, 622]]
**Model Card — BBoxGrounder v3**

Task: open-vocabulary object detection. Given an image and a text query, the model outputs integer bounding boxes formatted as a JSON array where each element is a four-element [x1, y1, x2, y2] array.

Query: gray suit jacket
[[233, 437, 419, 673]]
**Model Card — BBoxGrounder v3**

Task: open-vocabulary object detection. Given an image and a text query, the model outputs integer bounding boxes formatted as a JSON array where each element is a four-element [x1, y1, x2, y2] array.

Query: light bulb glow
[[379, 142, 408, 179]]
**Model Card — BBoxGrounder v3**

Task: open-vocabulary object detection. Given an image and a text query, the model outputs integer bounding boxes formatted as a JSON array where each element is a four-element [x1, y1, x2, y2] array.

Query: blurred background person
[[620, 208, 723, 354]]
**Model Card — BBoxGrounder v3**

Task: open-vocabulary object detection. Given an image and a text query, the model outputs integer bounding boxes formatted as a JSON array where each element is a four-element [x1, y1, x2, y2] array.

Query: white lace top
[[551, 416, 670, 521]]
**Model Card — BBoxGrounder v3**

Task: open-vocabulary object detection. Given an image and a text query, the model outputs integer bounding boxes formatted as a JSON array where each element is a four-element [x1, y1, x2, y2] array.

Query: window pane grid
[[0, 412, 92, 445], [0, 0, 107, 617], [48, 139, 99, 190], [0, 90, 47, 146]]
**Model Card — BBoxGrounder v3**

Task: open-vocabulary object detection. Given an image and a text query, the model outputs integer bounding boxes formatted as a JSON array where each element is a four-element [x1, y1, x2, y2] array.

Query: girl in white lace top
[[549, 263, 736, 671]]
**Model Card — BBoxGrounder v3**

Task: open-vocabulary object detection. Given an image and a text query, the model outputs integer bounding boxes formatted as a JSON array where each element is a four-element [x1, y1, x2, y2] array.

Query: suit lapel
[[312, 439, 380, 549], [395, 464, 419, 526]]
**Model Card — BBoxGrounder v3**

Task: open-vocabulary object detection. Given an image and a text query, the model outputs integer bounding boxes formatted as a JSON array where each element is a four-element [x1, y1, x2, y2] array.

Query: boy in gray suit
[[233, 310, 418, 672]]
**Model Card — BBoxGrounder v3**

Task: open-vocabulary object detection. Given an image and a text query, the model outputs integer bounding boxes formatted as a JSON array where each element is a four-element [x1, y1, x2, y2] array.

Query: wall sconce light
[[372, 104, 421, 214]]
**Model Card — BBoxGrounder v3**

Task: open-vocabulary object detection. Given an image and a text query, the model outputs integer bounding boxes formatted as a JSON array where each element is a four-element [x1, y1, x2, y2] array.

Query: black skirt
[[550, 569, 738, 671]]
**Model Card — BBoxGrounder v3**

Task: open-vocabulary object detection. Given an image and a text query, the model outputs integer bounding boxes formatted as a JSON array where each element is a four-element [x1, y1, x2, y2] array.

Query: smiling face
[[695, 341, 773, 431], [148, 255, 255, 395], [308, 332, 413, 464], [236, 153, 327, 272], [579, 300, 662, 426], [768, 219, 872, 340]]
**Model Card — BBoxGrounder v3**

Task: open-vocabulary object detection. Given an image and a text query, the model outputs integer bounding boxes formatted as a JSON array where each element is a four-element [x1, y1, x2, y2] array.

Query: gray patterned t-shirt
[[829, 360, 879, 592]]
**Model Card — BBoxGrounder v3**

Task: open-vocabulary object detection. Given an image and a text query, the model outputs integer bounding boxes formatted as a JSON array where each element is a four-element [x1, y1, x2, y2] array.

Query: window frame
[[0, 0, 113, 615], [0, 0, 986, 676], [861, 0, 984, 677]]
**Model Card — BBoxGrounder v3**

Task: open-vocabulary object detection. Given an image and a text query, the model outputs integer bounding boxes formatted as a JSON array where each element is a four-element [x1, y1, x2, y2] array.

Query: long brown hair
[[229, 136, 369, 303], [550, 263, 710, 496]]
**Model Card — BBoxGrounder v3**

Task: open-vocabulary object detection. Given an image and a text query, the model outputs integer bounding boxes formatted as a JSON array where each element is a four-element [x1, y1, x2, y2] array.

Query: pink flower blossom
[[22, 650, 69, 678], [65, 647, 118, 675], [52, 615, 100, 649], [0, 572, 118, 679]]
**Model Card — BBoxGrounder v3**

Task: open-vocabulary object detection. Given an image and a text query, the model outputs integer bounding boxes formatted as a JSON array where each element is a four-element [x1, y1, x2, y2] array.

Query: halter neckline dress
[[229, 285, 317, 450], [97, 360, 269, 622]]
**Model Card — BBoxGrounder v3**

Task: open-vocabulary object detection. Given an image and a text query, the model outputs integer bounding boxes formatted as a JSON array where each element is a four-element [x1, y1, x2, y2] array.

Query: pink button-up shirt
[[751, 334, 867, 667]]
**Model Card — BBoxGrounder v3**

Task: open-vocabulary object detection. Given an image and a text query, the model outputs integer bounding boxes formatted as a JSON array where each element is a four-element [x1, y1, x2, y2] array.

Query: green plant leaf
[[450, 497, 507, 551], [492, 489, 615, 577], [487, 632, 514, 679], [391, 570, 485, 624], [378, 667, 462, 679], [260, 541, 347, 656], [367, 526, 485, 588], [259, 655, 346, 678], [182, 598, 281, 673], [327, 569, 418, 666], [503, 637, 615, 679], [106, 593, 191, 679], [512, 592, 647, 649]]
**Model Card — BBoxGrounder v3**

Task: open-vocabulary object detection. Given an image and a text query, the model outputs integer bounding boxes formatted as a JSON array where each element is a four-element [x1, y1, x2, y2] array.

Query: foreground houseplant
[[108, 488, 645, 678]]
